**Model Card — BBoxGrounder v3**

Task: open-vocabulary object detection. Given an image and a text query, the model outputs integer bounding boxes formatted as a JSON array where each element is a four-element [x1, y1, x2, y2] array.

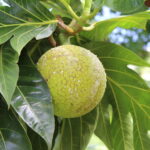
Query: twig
[[48, 35, 57, 47], [57, 16, 75, 34]]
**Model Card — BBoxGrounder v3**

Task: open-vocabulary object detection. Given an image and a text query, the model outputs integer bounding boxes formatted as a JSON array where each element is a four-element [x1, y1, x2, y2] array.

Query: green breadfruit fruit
[[37, 45, 107, 118]]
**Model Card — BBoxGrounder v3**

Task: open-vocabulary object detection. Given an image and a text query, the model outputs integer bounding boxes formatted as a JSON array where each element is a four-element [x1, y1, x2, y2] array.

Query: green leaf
[[84, 42, 150, 150], [0, 108, 32, 150], [81, 11, 150, 41], [54, 107, 99, 150], [27, 126, 47, 150], [93, 0, 105, 9], [11, 54, 55, 150], [0, 0, 57, 54], [36, 24, 56, 40], [41, 0, 71, 18], [70, 0, 84, 14], [105, 0, 147, 14], [96, 88, 135, 150], [80, 0, 85, 8], [146, 20, 150, 33], [64, 0, 70, 3], [43, 0, 82, 17], [0, 44, 19, 105], [94, 95, 113, 149]]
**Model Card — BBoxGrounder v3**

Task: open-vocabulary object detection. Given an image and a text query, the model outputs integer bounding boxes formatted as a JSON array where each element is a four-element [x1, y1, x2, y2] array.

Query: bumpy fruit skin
[[37, 45, 106, 118]]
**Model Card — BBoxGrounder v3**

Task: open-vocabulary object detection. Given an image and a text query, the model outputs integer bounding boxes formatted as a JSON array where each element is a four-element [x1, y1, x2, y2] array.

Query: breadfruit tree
[[0, 0, 150, 150]]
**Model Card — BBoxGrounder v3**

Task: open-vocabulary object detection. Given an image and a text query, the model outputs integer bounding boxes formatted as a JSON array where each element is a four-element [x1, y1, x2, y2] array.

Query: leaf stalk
[[82, 0, 93, 17], [58, 0, 80, 20]]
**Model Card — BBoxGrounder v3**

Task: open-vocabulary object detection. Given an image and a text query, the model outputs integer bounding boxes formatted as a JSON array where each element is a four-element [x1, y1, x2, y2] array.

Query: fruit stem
[[75, 34, 82, 45], [58, 32, 71, 45]]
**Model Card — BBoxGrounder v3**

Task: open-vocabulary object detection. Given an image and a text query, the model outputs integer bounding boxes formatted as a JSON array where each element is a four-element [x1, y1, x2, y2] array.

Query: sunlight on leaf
[[0, 0, 57, 54], [0, 108, 32, 150], [0, 44, 19, 105], [84, 42, 150, 150], [86, 134, 108, 150], [105, 0, 146, 14], [53, 107, 99, 150], [81, 11, 150, 41], [11, 54, 54, 150]]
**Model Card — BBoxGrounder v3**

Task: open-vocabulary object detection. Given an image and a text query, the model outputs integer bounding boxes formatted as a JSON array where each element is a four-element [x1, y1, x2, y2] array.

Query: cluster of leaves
[[0, 0, 150, 150]]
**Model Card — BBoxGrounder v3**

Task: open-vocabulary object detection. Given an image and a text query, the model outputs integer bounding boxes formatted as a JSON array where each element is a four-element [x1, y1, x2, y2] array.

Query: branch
[[48, 36, 57, 47], [57, 16, 75, 34]]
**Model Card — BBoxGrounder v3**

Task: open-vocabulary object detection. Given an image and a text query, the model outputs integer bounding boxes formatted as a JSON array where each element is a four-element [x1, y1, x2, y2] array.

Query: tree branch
[[48, 35, 57, 47], [57, 16, 75, 34]]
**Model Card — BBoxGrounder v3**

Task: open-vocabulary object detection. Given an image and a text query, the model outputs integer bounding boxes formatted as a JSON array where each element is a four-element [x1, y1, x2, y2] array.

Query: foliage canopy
[[0, 0, 150, 150]]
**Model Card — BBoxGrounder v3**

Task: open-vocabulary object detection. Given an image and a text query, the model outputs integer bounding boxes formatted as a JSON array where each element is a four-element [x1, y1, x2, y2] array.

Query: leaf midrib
[[68, 119, 73, 150], [99, 56, 149, 67], [109, 82, 127, 150], [0, 130, 7, 150], [107, 76, 150, 150], [107, 76, 150, 119], [12, 0, 44, 22], [130, 99, 145, 150], [0, 20, 58, 28], [99, 103, 112, 149], [0, 46, 8, 101]]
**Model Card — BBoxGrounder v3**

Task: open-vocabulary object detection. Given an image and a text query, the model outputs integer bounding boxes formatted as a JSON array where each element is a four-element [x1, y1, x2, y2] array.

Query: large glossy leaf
[[0, 108, 32, 150], [53, 107, 99, 150], [27, 126, 47, 150], [11, 54, 55, 150], [41, 0, 71, 18], [81, 11, 150, 41], [0, 0, 57, 54], [95, 87, 134, 150], [84, 42, 150, 150], [105, 0, 147, 14], [0, 44, 19, 105]]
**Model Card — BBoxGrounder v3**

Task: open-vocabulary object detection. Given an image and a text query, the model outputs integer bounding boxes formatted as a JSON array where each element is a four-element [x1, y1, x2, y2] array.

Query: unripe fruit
[[37, 45, 106, 118]]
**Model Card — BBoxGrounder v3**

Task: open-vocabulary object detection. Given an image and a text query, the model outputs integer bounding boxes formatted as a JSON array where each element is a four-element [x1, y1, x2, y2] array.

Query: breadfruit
[[37, 45, 106, 118]]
